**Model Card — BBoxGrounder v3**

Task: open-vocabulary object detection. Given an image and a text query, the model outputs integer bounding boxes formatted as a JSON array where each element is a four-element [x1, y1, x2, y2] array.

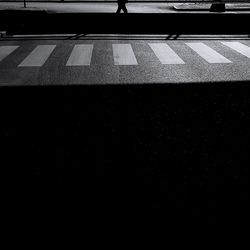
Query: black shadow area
[[1, 11, 250, 35], [0, 82, 249, 229]]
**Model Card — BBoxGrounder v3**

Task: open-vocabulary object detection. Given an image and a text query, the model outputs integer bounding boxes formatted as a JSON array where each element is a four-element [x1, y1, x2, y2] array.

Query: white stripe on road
[[112, 44, 138, 65], [149, 43, 185, 64], [0, 46, 19, 62], [18, 45, 56, 67], [221, 42, 250, 58], [66, 44, 93, 66], [186, 42, 231, 63], [12, 34, 76, 38]]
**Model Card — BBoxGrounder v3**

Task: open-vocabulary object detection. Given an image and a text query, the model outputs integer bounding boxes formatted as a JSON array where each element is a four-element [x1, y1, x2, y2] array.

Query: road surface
[[1, 34, 250, 84]]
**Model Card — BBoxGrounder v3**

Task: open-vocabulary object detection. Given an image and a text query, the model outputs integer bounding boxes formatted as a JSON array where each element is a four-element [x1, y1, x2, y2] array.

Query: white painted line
[[186, 42, 232, 63], [0, 46, 19, 62], [221, 42, 250, 59], [18, 45, 56, 67], [12, 34, 76, 38], [66, 44, 93, 66], [90, 34, 169, 37], [179, 35, 249, 38], [112, 44, 138, 65], [149, 43, 185, 64]]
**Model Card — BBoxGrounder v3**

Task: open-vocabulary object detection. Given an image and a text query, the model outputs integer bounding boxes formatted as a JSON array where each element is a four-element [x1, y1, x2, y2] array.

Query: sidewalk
[[1, 2, 250, 13], [174, 2, 250, 11]]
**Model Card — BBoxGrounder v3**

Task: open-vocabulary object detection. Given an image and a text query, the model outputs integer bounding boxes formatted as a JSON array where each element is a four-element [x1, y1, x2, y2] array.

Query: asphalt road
[[1, 33, 250, 227], [0, 34, 250, 84]]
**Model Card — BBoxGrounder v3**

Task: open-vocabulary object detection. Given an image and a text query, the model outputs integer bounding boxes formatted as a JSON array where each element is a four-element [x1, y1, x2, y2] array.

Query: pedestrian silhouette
[[116, 0, 128, 14]]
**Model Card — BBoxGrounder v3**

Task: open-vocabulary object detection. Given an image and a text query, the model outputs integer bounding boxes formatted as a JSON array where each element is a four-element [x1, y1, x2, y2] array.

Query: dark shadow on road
[[66, 33, 87, 39], [1, 81, 250, 226], [165, 34, 180, 39]]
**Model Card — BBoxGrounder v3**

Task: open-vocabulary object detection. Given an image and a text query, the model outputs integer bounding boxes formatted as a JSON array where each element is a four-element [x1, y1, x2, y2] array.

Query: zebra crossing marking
[[66, 44, 93, 66], [18, 45, 56, 67], [112, 44, 138, 65], [0, 46, 19, 62], [149, 43, 185, 64], [2, 42, 249, 68], [221, 42, 250, 59], [186, 42, 232, 63]]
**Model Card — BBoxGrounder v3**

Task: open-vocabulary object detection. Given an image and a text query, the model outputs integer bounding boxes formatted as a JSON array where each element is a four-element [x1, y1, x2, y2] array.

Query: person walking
[[116, 0, 128, 14]]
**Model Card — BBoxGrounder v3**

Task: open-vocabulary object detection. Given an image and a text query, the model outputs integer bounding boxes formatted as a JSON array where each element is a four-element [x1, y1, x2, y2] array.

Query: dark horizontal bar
[[1, 12, 250, 35], [1, 0, 250, 3]]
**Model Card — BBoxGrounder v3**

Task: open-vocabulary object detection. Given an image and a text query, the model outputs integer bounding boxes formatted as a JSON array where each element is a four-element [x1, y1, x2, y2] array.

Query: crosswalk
[[0, 45, 19, 62], [221, 42, 250, 59], [0, 42, 250, 67], [186, 42, 232, 63], [18, 45, 56, 67], [113, 44, 138, 65], [149, 43, 185, 64], [66, 44, 93, 66]]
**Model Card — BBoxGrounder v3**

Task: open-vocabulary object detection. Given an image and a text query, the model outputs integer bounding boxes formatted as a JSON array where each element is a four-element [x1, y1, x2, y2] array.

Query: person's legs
[[116, 5, 122, 13], [122, 4, 128, 13]]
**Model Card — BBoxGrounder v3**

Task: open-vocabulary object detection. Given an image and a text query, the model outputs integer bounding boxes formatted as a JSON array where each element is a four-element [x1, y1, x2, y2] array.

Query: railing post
[[210, 0, 226, 12], [24, 0, 26, 8]]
